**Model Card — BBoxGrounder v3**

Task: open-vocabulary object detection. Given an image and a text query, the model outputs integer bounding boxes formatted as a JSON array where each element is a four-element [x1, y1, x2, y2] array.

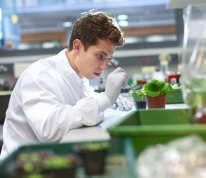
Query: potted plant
[[75, 142, 109, 176], [130, 89, 146, 109], [144, 80, 173, 109]]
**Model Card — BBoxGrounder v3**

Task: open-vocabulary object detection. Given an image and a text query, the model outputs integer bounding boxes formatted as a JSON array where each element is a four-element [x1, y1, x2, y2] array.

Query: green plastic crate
[[0, 138, 135, 178], [138, 108, 192, 125], [108, 108, 206, 156], [112, 108, 193, 126], [166, 88, 184, 104]]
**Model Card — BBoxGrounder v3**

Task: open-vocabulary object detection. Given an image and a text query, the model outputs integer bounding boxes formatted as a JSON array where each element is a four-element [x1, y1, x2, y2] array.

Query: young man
[[0, 12, 127, 159]]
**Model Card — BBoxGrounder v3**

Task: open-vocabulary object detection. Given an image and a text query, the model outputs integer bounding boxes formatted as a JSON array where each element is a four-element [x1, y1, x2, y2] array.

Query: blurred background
[[0, 0, 183, 90], [2, 2, 206, 177]]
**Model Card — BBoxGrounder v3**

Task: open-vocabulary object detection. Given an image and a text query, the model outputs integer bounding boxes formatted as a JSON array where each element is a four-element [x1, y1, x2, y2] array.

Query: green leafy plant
[[18, 153, 41, 162], [18, 153, 29, 161], [44, 156, 71, 169], [130, 89, 146, 102], [144, 80, 173, 97], [24, 163, 35, 173]]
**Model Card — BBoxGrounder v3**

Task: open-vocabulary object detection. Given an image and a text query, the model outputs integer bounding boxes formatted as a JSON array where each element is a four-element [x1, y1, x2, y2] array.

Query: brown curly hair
[[69, 12, 124, 51]]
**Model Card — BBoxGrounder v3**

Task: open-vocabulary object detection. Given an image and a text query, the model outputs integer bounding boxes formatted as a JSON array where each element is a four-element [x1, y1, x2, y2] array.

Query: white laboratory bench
[[0, 103, 189, 146], [61, 103, 189, 143], [60, 107, 133, 143]]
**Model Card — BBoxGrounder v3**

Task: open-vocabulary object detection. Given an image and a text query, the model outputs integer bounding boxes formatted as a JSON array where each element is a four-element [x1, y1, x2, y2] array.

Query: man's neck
[[65, 50, 82, 77]]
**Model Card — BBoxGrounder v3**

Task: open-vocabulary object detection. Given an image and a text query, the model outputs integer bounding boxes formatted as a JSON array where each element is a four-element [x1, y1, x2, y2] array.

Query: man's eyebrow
[[98, 51, 107, 56], [98, 51, 113, 58]]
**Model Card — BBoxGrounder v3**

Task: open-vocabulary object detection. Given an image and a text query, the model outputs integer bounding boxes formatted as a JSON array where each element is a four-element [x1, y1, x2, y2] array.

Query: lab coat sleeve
[[20, 73, 103, 143]]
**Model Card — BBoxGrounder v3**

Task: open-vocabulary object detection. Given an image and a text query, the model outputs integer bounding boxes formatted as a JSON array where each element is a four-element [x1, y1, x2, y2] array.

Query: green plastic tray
[[112, 108, 193, 126], [108, 108, 206, 156], [0, 138, 135, 178], [166, 88, 184, 104]]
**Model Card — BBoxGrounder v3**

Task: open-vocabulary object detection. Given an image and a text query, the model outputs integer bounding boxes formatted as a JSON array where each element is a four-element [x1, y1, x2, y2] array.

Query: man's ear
[[73, 39, 82, 51]]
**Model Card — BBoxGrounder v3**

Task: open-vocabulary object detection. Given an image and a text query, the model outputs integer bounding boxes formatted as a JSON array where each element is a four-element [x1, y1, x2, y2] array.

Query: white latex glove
[[94, 67, 128, 112], [115, 94, 134, 111], [105, 67, 128, 103]]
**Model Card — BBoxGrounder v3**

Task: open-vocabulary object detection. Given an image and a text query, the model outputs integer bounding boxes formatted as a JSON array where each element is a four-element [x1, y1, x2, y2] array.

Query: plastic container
[[166, 88, 184, 104], [108, 108, 206, 156], [131, 90, 147, 109], [0, 138, 133, 178]]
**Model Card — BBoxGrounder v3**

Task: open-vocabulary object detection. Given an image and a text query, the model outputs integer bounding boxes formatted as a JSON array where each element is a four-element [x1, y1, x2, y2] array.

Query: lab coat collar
[[56, 49, 88, 89]]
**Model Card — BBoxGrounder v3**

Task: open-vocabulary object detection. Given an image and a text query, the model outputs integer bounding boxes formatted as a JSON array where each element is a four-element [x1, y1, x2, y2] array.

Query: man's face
[[75, 39, 115, 79]]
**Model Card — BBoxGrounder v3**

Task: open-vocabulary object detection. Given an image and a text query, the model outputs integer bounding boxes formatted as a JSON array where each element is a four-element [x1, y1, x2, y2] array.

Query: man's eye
[[97, 54, 104, 60]]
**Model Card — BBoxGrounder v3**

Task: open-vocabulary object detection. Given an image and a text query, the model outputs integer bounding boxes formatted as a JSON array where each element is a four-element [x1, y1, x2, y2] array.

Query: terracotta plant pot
[[146, 94, 166, 109], [191, 109, 206, 124], [195, 113, 206, 124]]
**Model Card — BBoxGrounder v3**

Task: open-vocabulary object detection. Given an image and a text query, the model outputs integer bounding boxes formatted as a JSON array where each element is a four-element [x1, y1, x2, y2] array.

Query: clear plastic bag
[[136, 135, 206, 178]]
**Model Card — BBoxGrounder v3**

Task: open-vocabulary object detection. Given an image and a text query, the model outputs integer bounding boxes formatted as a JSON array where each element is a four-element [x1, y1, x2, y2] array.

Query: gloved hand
[[105, 67, 128, 104], [114, 94, 134, 111], [94, 67, 128, 112]]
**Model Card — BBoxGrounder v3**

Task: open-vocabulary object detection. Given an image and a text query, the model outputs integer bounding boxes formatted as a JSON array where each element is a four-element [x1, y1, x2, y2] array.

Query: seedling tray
[[0, 138, 135, 178]]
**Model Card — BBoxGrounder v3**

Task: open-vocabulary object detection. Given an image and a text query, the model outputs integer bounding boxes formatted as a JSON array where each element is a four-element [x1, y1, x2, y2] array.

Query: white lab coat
[[0, 49, 104, 159]]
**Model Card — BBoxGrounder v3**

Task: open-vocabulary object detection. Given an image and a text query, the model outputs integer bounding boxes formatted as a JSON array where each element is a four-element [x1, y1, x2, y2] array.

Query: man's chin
[[85, 75, 96, 80]]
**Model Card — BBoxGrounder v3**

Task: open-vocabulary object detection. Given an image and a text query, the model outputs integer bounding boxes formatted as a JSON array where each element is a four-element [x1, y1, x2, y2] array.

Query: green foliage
[[144, 80, 173, 97], [30, 153, 39, 162], [130, 89, 146, 101], [24, 163, 34, 173], [44, 156, 71, 169], [18, 153, 28, 161], [18, 153, 40, 162], [82, 142, 110, 151]]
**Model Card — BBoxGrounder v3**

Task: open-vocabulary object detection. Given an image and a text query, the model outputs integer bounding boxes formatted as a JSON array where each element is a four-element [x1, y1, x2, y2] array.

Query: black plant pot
[[42, 155, 77, 178], [43, 167, 76, 178], [80, 149, 107, 176], [135, 101, 146, 109]]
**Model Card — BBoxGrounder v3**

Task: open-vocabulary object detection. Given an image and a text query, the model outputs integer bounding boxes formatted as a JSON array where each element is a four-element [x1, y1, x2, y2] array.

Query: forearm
[[23, 97, 103, 142]]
